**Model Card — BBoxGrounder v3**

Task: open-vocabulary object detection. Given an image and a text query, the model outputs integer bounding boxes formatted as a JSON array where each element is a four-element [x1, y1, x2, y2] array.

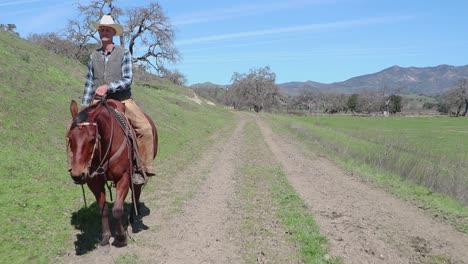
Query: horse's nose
[[70, 172, 86, 184]]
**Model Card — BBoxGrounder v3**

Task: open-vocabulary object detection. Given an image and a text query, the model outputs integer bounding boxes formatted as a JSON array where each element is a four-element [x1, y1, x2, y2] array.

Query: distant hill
[[192, 65, 468, 96], [279, 64, 468, 96]]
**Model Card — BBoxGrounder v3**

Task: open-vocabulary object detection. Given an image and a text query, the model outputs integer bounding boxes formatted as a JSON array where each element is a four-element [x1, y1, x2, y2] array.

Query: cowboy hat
[[92, 15, 123, 36]]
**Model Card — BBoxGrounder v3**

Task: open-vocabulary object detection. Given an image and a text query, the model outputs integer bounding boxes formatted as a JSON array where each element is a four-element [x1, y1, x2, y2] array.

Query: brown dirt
[[255, 115, 468, 264], [56, 112, 468, 264]]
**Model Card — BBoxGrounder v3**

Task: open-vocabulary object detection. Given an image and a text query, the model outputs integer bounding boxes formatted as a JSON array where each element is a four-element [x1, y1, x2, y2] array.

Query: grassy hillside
[[0, 30, 233, 263]]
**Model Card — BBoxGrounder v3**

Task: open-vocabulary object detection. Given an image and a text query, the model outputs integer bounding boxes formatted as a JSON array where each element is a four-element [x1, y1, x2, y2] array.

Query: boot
[[132, 171, 146, 185]]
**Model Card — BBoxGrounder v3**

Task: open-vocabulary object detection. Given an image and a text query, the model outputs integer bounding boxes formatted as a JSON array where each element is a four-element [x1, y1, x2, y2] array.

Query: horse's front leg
[[88, 182, 111, 246], [112, 173, 130, 247]]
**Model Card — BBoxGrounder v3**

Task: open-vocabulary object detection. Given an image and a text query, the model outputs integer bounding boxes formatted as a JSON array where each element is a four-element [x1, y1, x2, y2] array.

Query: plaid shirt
[[82, 47, 133, 106]]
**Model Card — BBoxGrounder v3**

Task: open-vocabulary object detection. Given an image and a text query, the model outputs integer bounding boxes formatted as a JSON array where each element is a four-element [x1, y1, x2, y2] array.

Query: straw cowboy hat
[[92, 15, 123, 36]]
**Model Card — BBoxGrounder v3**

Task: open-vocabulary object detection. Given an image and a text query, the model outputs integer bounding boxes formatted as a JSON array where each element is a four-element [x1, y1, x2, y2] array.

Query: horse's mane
[[70, 99, 124, 129], [71, 103, 100, 129]]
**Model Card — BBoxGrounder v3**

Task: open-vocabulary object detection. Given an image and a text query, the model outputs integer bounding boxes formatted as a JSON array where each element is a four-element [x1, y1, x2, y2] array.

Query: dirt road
[[59, 112, 468, 264]]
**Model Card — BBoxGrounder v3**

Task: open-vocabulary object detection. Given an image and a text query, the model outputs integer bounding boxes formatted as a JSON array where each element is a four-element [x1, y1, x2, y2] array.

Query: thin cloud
[[173, 0, 333, 26], [181, 46, 423, 65], [0, 0, 41, 7], [176, 16, 414, 46]]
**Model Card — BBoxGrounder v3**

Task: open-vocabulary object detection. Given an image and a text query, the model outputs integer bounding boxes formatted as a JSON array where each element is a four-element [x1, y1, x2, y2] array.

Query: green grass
[[265, 113, 468, 232], [270, 167, 338, 263], [424, 255, 452, 264], [114, 253, 139, 264], [0, 30, 233, 262], [239, 120, 339, 264], [0, 31, 86, 263]]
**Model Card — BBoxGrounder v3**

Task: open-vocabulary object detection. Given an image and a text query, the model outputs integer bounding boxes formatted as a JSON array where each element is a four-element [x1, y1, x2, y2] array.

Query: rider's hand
[[95, 85, 109, 97]]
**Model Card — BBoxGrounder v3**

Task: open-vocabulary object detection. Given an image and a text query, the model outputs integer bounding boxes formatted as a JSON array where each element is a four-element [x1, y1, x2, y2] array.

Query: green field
[[266, 114, 468, 232]]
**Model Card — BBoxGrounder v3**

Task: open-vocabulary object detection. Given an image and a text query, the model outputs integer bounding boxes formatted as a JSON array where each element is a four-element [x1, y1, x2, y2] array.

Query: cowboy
[[81, 14, 155, 183]]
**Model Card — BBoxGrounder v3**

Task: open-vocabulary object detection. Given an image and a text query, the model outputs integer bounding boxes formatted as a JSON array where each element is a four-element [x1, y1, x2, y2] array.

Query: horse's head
[[67, 100, 100, 184]]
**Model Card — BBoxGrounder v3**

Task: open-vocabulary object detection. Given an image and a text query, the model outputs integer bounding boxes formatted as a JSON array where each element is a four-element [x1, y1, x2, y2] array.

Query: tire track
[[255, 115, 468, 264]]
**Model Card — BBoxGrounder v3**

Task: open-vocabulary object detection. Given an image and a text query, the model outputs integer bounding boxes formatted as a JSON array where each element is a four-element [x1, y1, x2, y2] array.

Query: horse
[[66, 98, 158, 247]]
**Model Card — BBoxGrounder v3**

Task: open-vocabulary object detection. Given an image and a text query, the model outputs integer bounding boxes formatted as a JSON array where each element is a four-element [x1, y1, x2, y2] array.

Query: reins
[[88, 117, 114, 179]]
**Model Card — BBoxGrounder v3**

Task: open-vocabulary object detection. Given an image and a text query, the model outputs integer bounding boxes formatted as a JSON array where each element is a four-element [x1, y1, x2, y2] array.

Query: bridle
[[73, 104, 132, 180], [75, 120, 114, 180], [71, 111, 116, 202], [75, 122, 100, 174]]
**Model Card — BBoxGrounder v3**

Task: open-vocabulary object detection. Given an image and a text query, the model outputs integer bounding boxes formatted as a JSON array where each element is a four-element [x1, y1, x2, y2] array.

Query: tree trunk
[[463, 98, 468, 117], [456, 103, 463, 117]]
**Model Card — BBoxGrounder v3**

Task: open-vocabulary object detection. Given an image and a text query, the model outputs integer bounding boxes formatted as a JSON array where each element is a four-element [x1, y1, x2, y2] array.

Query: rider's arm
[[82, 57, 95, 107]]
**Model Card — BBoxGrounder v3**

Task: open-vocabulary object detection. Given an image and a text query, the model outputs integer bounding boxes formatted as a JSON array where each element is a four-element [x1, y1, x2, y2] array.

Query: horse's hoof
[[100, 235, 111, 247], [112, 235, 128, 247]]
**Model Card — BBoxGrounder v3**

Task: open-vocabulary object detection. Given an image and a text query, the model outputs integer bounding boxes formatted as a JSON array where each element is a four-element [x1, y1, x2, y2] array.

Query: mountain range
[[191, 64, 468, 96]]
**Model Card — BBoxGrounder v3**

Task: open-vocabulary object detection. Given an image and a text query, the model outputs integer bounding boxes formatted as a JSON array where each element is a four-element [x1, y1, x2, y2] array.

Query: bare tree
[[295, 89, 329, 113], [28, 32, 96, 64], [296, 89, 316, 113], [356, 90, 380, 114], [230, 66, 279, 112], [66, 0, 179, 74], [126, 2, 180, 74], [161, 68, 187, 85], [323, 93, 348, 113], [296, 89, 350, 114], [442, 78, 468, 116]]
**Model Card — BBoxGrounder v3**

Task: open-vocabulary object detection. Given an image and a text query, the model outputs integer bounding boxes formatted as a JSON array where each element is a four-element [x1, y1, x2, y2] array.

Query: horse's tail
[[145, 113, 158, 159]]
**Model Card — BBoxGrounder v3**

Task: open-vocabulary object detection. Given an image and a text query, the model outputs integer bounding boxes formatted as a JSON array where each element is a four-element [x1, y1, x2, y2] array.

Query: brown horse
[[67, 98, 158, 247]]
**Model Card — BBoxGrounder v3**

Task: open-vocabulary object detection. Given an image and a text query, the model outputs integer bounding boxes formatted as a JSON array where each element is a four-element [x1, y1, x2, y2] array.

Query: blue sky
[[1, 0, 468, 85]]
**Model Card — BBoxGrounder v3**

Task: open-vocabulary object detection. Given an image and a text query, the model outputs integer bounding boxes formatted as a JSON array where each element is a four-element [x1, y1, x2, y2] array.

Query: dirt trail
[[60, 113, 300, 264], [138, 114, 246, 263], [59, 112, 468, 264], [255, 115, 468, 264], [60, 114, 246, 263]]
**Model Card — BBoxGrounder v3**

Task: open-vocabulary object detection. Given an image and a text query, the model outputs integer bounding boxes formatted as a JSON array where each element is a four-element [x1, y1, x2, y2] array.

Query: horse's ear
[[70, 100, 79, 119]]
